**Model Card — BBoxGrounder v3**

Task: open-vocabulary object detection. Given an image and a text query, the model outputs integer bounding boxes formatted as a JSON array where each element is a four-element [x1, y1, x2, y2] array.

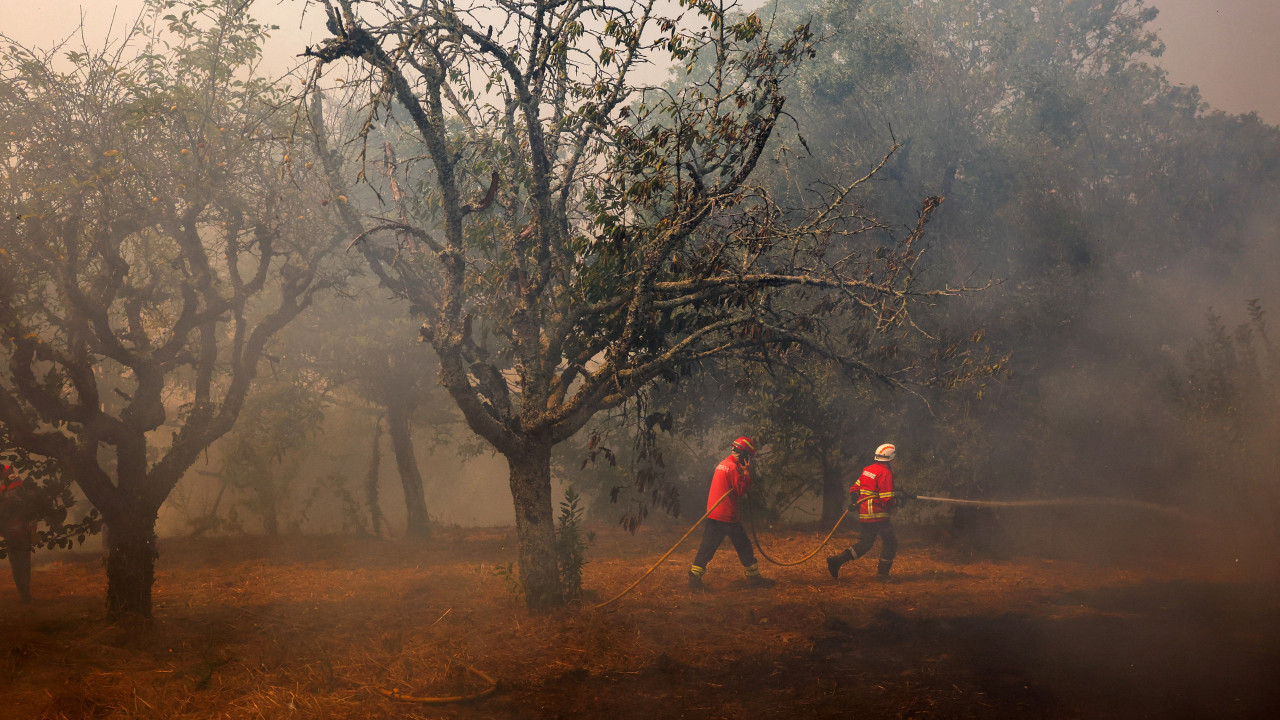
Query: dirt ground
[[2, 509, 1279, 720]]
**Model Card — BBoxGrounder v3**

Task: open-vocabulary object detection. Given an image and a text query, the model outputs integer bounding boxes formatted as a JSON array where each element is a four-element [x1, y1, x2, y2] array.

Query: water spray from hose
[[746, 493, 1195, 566], [915, 495, 1195, 521]]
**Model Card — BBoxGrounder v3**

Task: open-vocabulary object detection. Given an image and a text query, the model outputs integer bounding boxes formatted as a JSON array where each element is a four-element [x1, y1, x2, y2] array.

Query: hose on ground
[[592, 490, 733, 610], [747, 500, 851, 567]]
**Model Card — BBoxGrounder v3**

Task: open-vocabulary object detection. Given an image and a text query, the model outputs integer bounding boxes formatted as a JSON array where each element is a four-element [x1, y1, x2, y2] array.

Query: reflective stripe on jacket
[[851, 461, 895, 522], [706, 454, 750, 522]]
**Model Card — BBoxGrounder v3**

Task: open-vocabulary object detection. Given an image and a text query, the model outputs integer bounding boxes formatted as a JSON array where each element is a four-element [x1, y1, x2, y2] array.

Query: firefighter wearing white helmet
[[827, 442, 915, 582]]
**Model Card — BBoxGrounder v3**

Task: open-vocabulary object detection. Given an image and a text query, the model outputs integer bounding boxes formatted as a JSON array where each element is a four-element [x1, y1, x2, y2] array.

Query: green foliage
[[1, 0, 351, 615], [311, 0, 972, 608], [750, 0, 1280, 502], [1173, 301, 1279, 438], [568, 393, 683, 533], [1167, 301, 1280, 531], [555, 487, 595, 600], [1, 433, 102, 559]]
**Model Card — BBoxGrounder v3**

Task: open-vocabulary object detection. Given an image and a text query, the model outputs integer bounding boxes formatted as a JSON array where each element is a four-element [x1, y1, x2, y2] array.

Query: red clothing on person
[[851, 461, 895, 522], [706, 453, 751, 522]]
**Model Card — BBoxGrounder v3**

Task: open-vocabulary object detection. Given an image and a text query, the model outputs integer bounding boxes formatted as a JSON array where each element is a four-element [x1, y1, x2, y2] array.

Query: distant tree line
[[2, 0, 1277, 616]]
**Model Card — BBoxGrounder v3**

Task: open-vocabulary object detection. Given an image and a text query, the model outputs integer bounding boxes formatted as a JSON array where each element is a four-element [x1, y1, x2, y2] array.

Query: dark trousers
[[853, 521, 897, 564], [692, 519, 757, 570]]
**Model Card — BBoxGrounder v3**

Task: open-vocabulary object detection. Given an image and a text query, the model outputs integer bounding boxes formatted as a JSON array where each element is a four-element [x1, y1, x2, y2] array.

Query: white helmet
[[874, 443, 897, 462]]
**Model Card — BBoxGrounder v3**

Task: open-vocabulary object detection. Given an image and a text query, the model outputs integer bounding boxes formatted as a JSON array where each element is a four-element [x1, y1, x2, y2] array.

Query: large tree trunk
[[507, 441, 563, 611], [386, 400, 430, 539], [821, 452, 847, 529], [104, 506, 159, 618]]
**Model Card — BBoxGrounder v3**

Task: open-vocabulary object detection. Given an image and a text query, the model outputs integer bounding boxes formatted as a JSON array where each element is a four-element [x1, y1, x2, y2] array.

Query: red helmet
[[731, 436, 757, 456]]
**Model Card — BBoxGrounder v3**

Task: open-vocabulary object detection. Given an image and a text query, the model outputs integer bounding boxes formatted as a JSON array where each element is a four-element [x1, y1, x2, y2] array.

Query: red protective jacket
[[706, 454, 751, 522], [851, 461, 895, 522]]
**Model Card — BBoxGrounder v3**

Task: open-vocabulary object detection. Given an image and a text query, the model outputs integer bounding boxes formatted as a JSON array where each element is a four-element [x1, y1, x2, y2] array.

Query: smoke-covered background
[[4, 0, 1278, 546], [4, 5, 1280, 717]]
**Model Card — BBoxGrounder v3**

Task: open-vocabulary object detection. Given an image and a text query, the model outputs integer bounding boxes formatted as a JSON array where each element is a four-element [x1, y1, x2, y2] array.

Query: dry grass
[[2, 515, 1276, 719]]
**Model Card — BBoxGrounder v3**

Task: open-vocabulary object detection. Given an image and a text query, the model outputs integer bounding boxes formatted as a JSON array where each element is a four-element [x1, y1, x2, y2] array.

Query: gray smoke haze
[[6, 0, 1279, 121], [8, 0, 1278, 541], [159, 421, 514, 538]]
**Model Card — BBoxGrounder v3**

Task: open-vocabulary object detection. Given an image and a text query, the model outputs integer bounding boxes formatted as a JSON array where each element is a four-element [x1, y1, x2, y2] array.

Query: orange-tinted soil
[[2, 512, 1278, 719]]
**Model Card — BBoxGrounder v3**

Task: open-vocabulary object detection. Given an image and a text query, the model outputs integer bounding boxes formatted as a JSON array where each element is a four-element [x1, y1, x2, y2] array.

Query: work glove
[[898, 491, 918, 502]]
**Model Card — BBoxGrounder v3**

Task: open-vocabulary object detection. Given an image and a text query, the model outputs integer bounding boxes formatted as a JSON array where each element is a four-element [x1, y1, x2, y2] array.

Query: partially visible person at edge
[[0, 463, 35, 603], [826, 443, 916, 582], [688, 436, 776, 591]]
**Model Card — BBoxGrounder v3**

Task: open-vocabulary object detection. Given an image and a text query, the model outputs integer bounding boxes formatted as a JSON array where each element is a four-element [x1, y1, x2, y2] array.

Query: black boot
[[826, 549, 854, 579], [876, 559, 893, 583], [688, 571, 707, 592], [745, 574, 776, 588]]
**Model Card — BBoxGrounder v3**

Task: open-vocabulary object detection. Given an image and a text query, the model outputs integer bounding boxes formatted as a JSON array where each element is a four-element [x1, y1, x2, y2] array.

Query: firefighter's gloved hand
[[899, 491, 918, 502]]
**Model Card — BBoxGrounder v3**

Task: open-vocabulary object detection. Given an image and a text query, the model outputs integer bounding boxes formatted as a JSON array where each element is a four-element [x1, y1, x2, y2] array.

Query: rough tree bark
[[386, 398, 431, 539], [506, 440, 560, 607], [102, 505, 159, 617]]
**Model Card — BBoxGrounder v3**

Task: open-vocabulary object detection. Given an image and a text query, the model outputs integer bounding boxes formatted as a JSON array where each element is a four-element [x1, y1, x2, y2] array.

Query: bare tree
[[305, 0, 965, 609], [0, 2, 350, 616]]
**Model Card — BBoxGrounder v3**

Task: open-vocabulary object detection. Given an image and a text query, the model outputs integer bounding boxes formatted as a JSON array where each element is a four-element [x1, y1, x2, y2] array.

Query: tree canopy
[[0, 0, 352, 615], [303, 0, 975, 608]]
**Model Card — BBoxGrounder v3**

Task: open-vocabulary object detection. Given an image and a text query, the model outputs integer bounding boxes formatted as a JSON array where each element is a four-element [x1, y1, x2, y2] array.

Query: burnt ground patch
[[2, 529, 1276, 719]]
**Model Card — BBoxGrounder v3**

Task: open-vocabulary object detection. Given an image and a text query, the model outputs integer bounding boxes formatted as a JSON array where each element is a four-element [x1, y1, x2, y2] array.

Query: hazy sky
[[3, 0, 1278, 122], [1151, 0, 1280, 121]]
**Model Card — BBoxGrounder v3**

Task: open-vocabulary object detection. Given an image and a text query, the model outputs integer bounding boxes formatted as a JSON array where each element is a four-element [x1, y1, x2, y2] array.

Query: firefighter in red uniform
[[688, 437, 776, 591], [826, 443, 914, 582], [0, 463, 35, 603]]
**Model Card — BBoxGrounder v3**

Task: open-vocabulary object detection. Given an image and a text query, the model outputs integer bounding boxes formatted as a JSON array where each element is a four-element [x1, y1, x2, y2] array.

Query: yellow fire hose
[[378, 489, 733, 702], [592, 490, 733, 610], [375, 492, 1190, 701], [748, 503, 852, 567]]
